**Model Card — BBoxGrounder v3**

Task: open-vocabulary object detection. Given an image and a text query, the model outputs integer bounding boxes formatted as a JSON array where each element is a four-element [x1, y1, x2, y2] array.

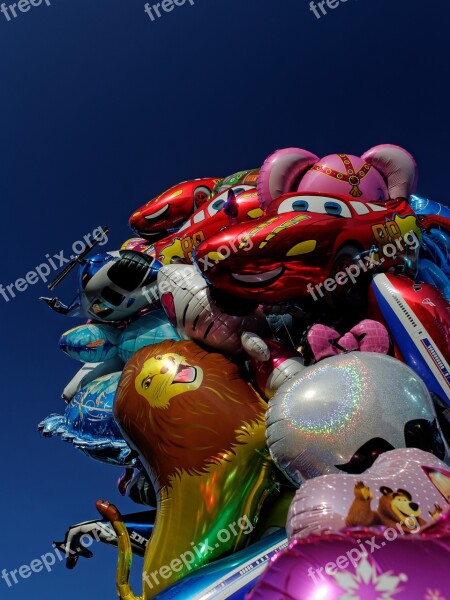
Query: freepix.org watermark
[[1, 525, 115, 589], [307, 230, 420, 301], [142, 234, 254, 305], [1, 0, 50, 21], [144, 0, 194, 22], [0, 226, 108, 304], [308, 514, 421, 585], [142, 515, 254, 591], [195, 233, 254, 272], [309, 0, 353, 20]]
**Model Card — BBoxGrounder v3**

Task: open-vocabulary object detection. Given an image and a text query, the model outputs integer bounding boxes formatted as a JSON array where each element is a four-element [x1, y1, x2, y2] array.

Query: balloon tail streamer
[[96, 501, 142, 600]]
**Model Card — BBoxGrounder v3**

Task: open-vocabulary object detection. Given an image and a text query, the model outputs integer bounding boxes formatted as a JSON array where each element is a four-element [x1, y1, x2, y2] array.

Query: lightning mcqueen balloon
[[152, 186, 262, 264], [129, 177, 221, 240], [193, 192, 422, 303]]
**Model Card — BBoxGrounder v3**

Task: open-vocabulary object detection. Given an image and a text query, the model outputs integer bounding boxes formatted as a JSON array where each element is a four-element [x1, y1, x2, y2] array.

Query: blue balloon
[[118, 309, 180, 362], [59, 324, 120, 363], [38, 372, 135, 467], [418, 258, 450, 301], [410, 194, 450, 219]]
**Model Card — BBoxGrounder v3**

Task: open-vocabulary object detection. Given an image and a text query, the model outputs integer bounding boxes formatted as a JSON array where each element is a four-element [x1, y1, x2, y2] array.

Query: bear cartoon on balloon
[[345, 482, 427, 531]]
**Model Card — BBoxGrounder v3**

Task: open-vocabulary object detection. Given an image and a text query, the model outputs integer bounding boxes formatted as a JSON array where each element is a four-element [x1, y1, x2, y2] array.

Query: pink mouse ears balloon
[[287, 448, 450, 541], [257, 144, 418, 211], [257, 148, 319, 210], [362, 144, 419, 200], [297, 152, 389, 201], [247, 510, 450, 600]]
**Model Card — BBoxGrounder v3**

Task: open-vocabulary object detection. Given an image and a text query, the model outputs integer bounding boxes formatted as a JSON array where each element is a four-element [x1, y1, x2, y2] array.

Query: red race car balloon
[[153, 186, 262, 264], [194, 192, 421, 303], [129, 177, 221, 240]]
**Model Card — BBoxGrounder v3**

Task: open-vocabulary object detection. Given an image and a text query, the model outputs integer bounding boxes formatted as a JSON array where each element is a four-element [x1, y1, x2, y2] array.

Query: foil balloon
[[59, 323, 121, 363], [256, 144, 417, 211], [154, 529, 288, 600], [117, 309, 180, 361], [266, 352, 449, 487], [418, 258, 450, 301], [41, 250, 160, 322], [121, 237, 154, 254], [305, 319, 390, 363], [410, 194, 450, 220], [59, 310, 180, 364], [98, 340, 276, 597], [62, 357, 124, 402], [287, 448, 450, 540], [369, 273, 450, 406], [129, 177, 221, 240], [247, 511, 450, 600], [38, 372, 136, 467], [413, 196, 450, 299], [153, 186, 262, 266], [257, 148, 320, 210], [193, 192, 420, 303], [298, 152, 388, 200], [54, 509, 156, 568], [241, 332, 304, 399], [213, 168, 259, 195], [157, 264, 267, 356]]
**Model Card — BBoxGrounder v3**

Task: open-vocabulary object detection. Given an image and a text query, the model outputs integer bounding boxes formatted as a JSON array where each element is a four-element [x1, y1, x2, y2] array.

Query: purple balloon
[[247, 511, 450, 599]]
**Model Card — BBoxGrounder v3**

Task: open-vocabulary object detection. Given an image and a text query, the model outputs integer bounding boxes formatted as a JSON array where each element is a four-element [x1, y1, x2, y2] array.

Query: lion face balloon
[[134, 351, 203, 408], [111, 340, 276, 598]]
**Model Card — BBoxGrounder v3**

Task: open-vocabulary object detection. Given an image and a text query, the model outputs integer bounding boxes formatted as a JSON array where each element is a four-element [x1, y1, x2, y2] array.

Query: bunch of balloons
[[39, 144, 450, 599]]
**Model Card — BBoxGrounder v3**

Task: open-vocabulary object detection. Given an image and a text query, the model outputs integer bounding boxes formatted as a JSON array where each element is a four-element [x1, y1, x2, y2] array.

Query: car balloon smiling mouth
[[231, 266, 285, 286]]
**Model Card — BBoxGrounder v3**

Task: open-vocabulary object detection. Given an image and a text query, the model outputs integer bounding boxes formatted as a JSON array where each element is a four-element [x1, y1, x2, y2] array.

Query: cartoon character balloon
[[266, 352, 449, 487], [212, 168, 259, 195], [152, 186, 262, 266], [41, 250, 160, 322], [241, 332, 304, 399], [304, 319, 390, 363], [129, 177, 221, 240], [98, 340, 276, 597], [287, 448, 450, 540], [193, 192, 420, 303], [257, 144, 418, 210]]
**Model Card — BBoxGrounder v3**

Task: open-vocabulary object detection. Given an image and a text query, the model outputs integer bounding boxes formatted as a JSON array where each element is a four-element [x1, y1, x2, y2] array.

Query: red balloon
[[194, 192, 420, 303], [129, 177, 221, 239], [153, 186, 262, 264]]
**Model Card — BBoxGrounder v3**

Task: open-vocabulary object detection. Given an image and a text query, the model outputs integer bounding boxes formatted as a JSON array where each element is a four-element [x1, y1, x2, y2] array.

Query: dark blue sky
[[1, 0, 449, 598]]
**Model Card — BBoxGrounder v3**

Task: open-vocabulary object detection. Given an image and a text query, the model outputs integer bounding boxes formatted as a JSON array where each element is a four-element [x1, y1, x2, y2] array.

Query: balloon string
[[281, 314, 296, 349]]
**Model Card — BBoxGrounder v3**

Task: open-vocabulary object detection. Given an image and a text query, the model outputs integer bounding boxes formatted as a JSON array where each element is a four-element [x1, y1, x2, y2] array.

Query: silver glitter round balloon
[[266, 352, 449, 487]]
